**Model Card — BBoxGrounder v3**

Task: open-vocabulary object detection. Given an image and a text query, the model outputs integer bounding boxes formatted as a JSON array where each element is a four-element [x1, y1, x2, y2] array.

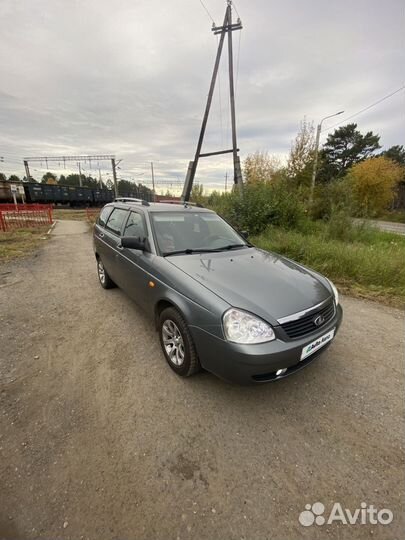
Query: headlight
[[328, 279, 339, 306], [223, 308, 275, 344]]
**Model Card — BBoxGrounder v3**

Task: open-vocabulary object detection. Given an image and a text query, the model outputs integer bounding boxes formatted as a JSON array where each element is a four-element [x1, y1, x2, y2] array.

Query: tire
[[96, 257, 116, 289], [159, 307, 200, 377]]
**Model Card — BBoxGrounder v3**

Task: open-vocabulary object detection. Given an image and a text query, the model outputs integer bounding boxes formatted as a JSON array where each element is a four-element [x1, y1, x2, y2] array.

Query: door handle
[[99, 232, 104, 238], [117, 243, 123, 250]]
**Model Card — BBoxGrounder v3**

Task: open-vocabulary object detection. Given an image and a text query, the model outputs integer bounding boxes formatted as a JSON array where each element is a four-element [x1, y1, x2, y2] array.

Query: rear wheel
[[159, 307, 200, 377], [97, 258, 115, 289]]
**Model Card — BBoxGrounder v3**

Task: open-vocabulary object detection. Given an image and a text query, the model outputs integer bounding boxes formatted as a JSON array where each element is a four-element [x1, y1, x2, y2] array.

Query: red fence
[[0, 204, 53, 232], [86, 208, 100, 223]]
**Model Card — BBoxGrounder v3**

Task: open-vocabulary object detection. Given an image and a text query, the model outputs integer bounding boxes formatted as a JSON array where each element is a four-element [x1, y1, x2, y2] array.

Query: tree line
[[242, 122, 405, 217]]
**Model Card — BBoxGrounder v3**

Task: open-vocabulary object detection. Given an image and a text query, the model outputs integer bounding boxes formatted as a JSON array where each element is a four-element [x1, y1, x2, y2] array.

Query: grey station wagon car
[[93, 198, 342, 383]]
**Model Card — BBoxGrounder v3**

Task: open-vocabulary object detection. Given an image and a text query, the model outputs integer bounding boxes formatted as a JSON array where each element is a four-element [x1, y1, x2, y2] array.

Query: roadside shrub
[[347, 156, 404, 217], [206, 190, 234, 219], [325, 208, 354, 242], [312, 178, 354, 220], [208, 181, 307, 234]]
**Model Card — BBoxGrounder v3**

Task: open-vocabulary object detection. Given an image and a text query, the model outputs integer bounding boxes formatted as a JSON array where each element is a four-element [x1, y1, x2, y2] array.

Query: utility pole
[[182, 0, 242, 202], [111, 158, 119, 198], [23, 160, 31, 182], [98, 168, 103, 188], [310, 110, 344, 205], [151, 162, 156, 201], [78, 162, 83, 187], [227, 3, 242, 188]]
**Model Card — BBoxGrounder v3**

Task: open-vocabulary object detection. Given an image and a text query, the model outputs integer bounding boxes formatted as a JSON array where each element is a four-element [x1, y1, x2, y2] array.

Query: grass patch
[[52, 208, 100, 223], [252, 224, 405, 308], [0, 227, 49, 262], [52, 208, 89, 221]]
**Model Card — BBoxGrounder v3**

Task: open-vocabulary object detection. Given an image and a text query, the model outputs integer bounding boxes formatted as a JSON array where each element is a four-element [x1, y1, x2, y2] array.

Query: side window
[[105, 208, 128, 236], [123, 212, 147, 238], [98, 206, 113, 227]]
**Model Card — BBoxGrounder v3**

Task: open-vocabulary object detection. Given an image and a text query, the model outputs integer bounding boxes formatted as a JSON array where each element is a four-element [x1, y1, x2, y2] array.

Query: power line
[[322, 84, 405, 132], [198, 0, 215, 24], [231, 0, 241, 19], [0, 156, 23, 165], [183, 1, 243, 201], [23, 154, 115, 161]]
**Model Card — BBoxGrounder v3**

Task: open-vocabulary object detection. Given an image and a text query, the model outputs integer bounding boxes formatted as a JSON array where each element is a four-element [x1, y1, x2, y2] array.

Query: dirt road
[[1, 220, 404, 540]]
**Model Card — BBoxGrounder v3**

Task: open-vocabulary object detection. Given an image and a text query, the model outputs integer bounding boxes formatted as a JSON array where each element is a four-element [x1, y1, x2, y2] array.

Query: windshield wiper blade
[[215, 243, 249, 251], [163, 248, 221, 256], [163, 244, 250, 256]]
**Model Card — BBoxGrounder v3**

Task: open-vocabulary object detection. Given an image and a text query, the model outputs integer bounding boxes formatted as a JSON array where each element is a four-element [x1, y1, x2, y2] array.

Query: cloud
[[0, 0, 403, 191]]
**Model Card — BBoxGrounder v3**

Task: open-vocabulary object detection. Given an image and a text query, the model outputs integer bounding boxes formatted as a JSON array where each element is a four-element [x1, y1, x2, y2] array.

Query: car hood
[[167, 247, 331, 324]]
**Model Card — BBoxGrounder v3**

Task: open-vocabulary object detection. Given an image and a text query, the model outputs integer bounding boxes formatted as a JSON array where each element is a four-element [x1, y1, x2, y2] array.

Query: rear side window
[[105, 208, 128, 236], [123, 212, 147, 238], [98, 206, 113, 227]]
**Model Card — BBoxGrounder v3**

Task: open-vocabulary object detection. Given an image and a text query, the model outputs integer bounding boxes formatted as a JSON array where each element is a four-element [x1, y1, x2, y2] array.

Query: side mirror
[[240, 230, 249, 240], [121, 236, 147, 251]]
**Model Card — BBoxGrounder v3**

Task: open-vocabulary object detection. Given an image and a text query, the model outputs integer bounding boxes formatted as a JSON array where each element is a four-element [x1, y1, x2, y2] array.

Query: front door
[[115, 210, 154, 312]]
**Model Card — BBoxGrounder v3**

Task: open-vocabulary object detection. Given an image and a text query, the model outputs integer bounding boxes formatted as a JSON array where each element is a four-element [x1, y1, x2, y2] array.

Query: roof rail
[[161, 200, 204, 208], [114, 197, 150, 206]]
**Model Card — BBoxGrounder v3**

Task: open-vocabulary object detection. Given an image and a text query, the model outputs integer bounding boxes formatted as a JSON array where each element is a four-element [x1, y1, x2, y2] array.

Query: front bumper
[[190, 304, 343, 384]]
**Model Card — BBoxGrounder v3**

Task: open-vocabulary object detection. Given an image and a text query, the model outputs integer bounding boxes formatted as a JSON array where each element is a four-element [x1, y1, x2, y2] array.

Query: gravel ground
[[0, 220, 404, 540]]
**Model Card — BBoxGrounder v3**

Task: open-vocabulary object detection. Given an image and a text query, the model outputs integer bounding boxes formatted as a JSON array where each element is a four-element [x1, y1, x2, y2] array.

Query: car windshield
[[150, 211, 248, 255]]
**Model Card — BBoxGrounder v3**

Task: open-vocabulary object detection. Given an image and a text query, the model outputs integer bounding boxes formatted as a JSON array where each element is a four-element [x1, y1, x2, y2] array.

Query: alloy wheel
[[98, 260, 106, 284], [162, 319, 185, 366]]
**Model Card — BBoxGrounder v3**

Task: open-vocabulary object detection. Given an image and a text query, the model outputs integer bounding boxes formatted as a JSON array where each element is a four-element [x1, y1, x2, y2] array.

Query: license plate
[[300, 328, 335, 361]]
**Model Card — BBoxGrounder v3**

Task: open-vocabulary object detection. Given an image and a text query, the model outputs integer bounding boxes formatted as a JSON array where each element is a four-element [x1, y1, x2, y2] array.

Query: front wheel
[[159, 307, 200, 377], [96, 258, 116, 289]]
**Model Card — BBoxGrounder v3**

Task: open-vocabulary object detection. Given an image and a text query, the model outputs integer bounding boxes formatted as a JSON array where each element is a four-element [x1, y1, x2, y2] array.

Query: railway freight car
[[24, 183, 94, 205], [0, 180, 114, 206], [0, 180, 13, 203], [92, 187, 115, 204], [0, 180, 154, 206]]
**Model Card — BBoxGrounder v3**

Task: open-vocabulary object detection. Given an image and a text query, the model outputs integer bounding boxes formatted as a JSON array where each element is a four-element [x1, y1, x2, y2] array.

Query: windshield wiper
[[163, 244, 250, 256], [215, 243, 249, 251], [163, 248, 222, 256]]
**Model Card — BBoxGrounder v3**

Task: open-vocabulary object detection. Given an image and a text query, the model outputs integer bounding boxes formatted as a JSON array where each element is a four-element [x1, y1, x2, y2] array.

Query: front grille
[[280, 300, 335, 339]]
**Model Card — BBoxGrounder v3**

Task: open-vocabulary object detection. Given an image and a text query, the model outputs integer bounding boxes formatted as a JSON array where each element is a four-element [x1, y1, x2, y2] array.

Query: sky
[[0, 0, 404, 193]]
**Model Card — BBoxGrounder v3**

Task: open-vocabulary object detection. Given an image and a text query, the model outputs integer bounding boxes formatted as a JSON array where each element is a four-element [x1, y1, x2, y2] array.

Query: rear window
[[98, 206, 113, 227], [105, 208, 128, 235]]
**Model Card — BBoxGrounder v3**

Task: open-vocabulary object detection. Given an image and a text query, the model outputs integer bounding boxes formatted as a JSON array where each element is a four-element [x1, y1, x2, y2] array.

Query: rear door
[[94, 205, 113, 265], [99, 207, 129, 282]]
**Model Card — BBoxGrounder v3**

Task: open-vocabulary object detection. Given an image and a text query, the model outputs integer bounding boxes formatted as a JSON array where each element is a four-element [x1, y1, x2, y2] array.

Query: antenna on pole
[[182, 1, 243, 201]]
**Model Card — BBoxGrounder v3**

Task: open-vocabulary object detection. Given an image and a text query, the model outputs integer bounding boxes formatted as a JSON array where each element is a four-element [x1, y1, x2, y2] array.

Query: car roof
[[106, 201, 215, 214]]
